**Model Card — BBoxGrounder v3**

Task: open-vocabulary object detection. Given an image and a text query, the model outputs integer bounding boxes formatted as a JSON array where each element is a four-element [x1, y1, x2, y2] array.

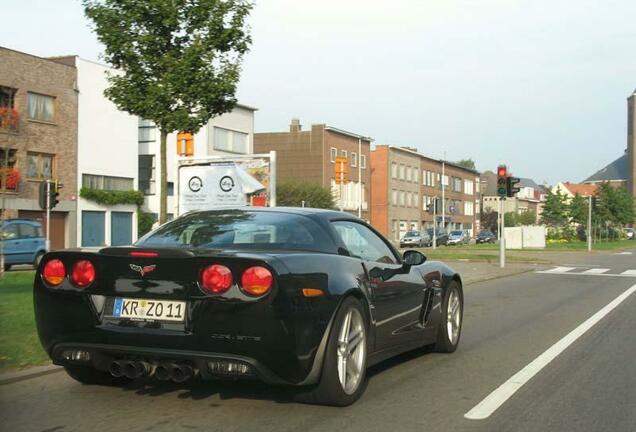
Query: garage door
[[18, 210, 66, 250], [82, 211, 105, 247], [111, 212, 133, 246]]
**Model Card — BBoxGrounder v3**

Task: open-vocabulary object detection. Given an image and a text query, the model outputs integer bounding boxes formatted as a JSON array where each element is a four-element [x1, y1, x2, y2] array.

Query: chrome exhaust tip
[[108, 360, 124, 378], [155, 363, 175, 381], [171, 364, 194, 383]]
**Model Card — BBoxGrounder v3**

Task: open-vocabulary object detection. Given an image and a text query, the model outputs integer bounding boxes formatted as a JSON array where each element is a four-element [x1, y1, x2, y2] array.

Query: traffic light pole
[[587, 195, 592, 252], [499, 197, 505, 268], [45, 180, 51, 251], [339, 159, 344, 212]]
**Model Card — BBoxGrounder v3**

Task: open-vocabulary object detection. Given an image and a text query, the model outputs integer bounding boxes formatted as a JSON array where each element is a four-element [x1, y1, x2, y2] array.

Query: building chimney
[[290, 118, 301, 132]]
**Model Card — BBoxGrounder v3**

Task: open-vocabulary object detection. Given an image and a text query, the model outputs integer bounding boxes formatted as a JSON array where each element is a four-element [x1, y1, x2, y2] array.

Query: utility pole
[[432, 196, 438, 250], [357, 138, 362, 219], [0, 147, 10, 278], [45, 180, 51, 251], [339, 158, 344, 212], [441, 155, 446, 232], [587, 195, 592, 252]]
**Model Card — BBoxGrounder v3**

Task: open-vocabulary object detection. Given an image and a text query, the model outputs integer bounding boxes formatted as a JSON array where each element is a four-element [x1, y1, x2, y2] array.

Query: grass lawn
[[420, 249, 548, 263], [544, 239, 635, 251], [0, 271, 49, 372]]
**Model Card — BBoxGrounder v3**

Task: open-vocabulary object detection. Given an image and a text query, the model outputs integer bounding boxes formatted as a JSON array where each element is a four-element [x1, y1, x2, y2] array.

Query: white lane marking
[[536, 270, 636, 278], [582, 268, 610, 274], [621, 270, 636, 276], [544, 267, 577, 273], [464, 283, 636, 420], [614, 252, 633, 255]]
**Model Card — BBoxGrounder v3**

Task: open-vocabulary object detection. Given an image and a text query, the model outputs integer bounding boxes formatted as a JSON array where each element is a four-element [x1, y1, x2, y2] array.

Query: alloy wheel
[[336, 308, 366, 395], [446, 289, 461, 345]]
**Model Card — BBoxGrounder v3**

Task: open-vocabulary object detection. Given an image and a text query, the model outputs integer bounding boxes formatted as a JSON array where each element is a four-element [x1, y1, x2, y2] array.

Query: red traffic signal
[[497, 165, 507, 177], [497, 165, 508, 197]]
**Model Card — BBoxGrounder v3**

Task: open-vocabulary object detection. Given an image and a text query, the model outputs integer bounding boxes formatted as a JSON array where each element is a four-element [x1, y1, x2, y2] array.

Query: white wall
[[76, 58, 139, 246]]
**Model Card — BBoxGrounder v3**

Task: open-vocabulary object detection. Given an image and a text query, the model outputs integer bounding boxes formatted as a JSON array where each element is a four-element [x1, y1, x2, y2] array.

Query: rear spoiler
[[98, 247, 195, 259]]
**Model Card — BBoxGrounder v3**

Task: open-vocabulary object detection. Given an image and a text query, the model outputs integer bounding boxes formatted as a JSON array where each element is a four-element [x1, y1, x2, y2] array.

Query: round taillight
[[241, 266, 273, 297], [42, 259, 66, 286], [200, 264, 233, 294], [70, 260, 96, 288]]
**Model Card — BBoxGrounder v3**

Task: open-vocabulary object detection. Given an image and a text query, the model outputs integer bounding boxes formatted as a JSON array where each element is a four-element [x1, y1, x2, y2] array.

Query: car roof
[[184, 206, 362, 222], [1, 218, 40, 225]]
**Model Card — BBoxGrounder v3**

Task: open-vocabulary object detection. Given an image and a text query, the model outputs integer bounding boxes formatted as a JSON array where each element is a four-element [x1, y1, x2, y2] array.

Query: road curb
[[0, 364, 62, 385]]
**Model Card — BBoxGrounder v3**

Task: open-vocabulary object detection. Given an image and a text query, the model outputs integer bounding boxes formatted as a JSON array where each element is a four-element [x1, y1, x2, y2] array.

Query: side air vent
[[421, 290, 435, 325]]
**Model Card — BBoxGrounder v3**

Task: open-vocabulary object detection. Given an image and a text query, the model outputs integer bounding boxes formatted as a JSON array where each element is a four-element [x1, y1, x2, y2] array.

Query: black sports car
[[34, 208, 463, 406]]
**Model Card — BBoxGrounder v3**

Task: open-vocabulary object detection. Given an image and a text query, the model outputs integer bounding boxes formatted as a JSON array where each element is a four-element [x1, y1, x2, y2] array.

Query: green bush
[[80, 188, 144, 207], [277, 181, 336, 209], [137, 211, 156, 237]]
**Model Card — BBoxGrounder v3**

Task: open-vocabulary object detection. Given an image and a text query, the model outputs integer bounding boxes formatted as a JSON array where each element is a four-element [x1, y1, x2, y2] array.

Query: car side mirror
[[403, 250, 426, 266]]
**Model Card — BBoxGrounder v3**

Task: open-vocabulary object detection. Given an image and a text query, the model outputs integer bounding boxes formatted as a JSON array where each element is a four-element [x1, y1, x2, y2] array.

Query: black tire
[[3, 264, 11, 272], [33, 252, 44, 268], [295, 296, 369, 406], [64, 365, 130, 386], [434, 280, 463, 353]]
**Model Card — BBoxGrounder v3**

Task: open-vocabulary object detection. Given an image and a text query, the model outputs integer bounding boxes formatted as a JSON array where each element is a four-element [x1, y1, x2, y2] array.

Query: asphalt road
[[1, 249, 635, 432]]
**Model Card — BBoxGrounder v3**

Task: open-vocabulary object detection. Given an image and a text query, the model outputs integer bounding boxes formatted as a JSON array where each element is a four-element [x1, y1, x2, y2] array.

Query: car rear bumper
[[51, 342, 301, 385]]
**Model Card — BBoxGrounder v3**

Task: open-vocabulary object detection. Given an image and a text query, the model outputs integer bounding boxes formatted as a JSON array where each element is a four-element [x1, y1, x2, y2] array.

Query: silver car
[[400, 230, 431, 248]]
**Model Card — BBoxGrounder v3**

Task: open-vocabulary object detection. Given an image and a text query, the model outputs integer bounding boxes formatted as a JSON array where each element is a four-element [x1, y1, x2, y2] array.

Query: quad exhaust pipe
[[109, 360, 195, 383]]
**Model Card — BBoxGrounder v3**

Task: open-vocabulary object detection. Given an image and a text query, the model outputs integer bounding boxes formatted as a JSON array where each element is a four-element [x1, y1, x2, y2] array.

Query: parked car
[[426, 228, 449, 246], [625, 228, 634, 240], [33, 208, 464, 406], [399, 230, 431, 248], [0, 219, 47, 271], [447, 230, 468, 246], [476, 230, 496, 244]]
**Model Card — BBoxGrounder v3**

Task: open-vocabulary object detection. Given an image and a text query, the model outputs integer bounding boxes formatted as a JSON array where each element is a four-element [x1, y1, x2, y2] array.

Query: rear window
[[136, 210, 335, 253], [404, 231, 419, 237], [450, 230, 463, 236]]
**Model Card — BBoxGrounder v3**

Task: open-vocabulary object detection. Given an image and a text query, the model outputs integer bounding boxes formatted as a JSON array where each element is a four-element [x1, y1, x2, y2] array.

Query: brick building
[[0, 47, 78, 249], [371, 145, 480, 242], [254, 119, 371, 219]]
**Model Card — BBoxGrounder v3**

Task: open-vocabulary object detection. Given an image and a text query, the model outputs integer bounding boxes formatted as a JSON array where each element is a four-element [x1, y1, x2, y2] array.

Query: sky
[[1, 0, 635, 185]]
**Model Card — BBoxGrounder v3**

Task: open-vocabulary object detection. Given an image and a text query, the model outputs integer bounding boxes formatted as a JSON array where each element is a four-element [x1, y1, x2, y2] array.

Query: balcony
[[0, 107, 19, 133]]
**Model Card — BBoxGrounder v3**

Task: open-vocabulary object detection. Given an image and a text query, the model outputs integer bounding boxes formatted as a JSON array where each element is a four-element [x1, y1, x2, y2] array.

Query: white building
[[138, 104, 257, 220], [53, 57, 139, 247]]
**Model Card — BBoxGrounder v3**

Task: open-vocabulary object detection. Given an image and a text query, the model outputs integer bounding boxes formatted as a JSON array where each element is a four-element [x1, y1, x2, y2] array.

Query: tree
[[593, 182, 635, 226], [480, 208, 499, 234], [277, 181, 335, 209], [517, 210, 537, 226], [84, 0, 253, 223], [569, 193, 588, 225], [504, 212, 518, 227], [541, 190, 569, 227], [455, 158, 476, 170]]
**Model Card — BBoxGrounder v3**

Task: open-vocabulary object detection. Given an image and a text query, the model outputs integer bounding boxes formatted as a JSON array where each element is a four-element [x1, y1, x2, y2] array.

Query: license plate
[[112, 298, 186, 322]]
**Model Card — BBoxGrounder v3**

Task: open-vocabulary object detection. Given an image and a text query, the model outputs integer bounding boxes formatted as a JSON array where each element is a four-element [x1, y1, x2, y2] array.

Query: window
[[340, 149, 348, 160], [399, 164, 405, 180], [27, 92, 55, 122], [1, 223, 19, 240], [406, 192, 412, 207], [26, 152, 53, 179], [83, 174, 134, 192], [391, 189, 398, 205], [360, 154, 367, 169], [167, 182, 174, 197], [138, 211, 333, 253], [19, 223, 38, 238], [412, 168, 418, 183], [138, 155, 155, 195], [442, 175, 449, 189], [391, 162, 398, 179], [399, 191, 405, 206], [413, 193, 418, 208], [464, 180, 474, 195], [452, 177, 462, 192], [332, 221, 397, 264], [138, 119, 156, 142], [351, 152, 357, 167], [213, 127, 249, 154], [0, 86, 16, 108], [330, 147, 337, 162], [464, 201, 474, 216]]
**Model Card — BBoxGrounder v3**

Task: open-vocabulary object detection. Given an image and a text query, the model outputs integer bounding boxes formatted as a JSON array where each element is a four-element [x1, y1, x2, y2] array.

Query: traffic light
[[38, 180, 62, 210], [497, 165, 507, 197], [506, 177, 521, 197], [50, 180, 61, 209], [38, 181, 47, 210]]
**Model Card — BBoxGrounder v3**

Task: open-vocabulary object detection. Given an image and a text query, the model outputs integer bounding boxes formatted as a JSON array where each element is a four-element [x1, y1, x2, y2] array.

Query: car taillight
[[200, 264, 233, 294], [42, 259, 66, 286], [70, 260, 96, 288], [241, 266, 273, 296]]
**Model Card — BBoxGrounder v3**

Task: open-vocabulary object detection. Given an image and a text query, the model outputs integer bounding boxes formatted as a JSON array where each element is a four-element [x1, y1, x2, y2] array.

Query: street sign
[[335, 156, 348, 184]]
